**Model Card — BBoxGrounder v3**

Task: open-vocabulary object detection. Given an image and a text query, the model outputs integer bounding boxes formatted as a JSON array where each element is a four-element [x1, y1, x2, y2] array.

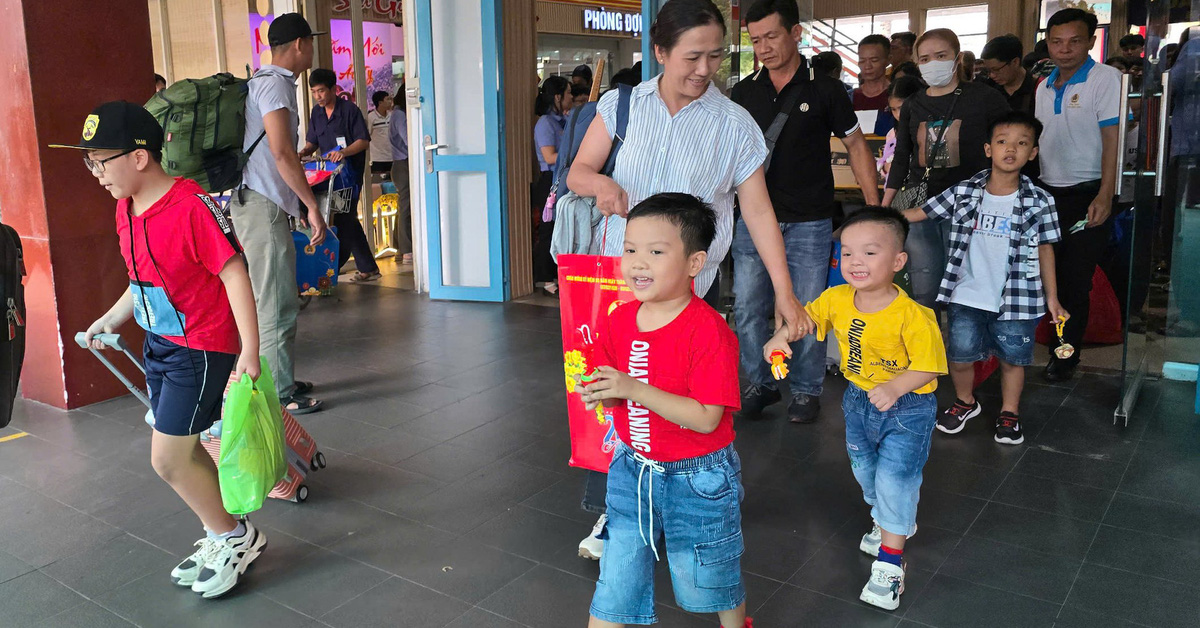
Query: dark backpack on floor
[[0, 223, 25, 428]]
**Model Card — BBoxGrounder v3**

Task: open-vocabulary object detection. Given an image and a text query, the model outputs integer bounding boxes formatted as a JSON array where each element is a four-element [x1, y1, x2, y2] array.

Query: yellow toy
[[769, 350, 789, 380], [1054, 316, 1075, 360]]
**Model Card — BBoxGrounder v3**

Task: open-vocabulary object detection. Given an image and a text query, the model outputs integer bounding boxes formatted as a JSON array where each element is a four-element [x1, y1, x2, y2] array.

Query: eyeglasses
[[83, 149, 135, 174]]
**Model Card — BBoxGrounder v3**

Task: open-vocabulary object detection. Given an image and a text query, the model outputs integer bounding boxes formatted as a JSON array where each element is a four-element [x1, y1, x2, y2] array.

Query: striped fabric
[[591, 77, 768, 296]]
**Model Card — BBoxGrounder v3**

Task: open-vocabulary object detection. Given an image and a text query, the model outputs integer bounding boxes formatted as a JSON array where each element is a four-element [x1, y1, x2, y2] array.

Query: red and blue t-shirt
[[116, 178, 242, 355], [595, 297, 741, 463]]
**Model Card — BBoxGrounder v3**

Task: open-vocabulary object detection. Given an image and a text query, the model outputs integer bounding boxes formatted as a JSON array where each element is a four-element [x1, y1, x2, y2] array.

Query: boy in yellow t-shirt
[[765, 206, 947, 613]]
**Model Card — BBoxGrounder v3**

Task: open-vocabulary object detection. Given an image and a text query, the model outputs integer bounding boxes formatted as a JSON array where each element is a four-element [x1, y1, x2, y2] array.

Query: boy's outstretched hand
[[762, 330, 793, 363], [576, 366, 640, 407]]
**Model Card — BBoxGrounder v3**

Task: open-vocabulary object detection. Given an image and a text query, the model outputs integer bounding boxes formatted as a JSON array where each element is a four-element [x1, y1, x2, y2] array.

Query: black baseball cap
[[268, 12, 325, 47], [49, 101, 163, 152]]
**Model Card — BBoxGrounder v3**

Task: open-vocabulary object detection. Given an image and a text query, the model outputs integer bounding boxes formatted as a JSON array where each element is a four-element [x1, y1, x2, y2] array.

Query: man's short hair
[[571, 64, 593, 82], [1119, 34, 1145, 48], [988, 110, 1043, 146], [310, 68, 337, 90], [154, 73, 166, 85], [371, 91, 390, 108], [1047, 8, 1099, 38], [840, 206, 909, 248], [890, 32, 917, 49], [982, 34, 1023, 63], [627, 193, 717, 256], [859, 34, 891, 55], [570, 83, 589, 99], [744, 0, 799, 31]]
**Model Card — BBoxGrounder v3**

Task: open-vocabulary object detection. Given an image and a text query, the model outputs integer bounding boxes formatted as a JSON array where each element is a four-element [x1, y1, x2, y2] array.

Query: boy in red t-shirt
[[57, 102, 266, 599], [577, 193, 755, 628]]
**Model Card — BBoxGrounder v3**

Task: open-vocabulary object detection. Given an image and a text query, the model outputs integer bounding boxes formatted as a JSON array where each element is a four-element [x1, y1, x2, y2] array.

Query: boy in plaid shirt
[[903, 111, 1068, 445]]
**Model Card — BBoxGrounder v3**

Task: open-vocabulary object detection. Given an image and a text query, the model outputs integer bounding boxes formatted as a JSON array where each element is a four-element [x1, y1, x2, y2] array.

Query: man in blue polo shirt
[[1035, 8, 1122, 382], [300, 69, 380, 282]]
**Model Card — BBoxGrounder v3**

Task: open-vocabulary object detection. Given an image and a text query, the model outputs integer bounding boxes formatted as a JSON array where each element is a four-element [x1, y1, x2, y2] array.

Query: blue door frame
[[414, 0, 509, 301]]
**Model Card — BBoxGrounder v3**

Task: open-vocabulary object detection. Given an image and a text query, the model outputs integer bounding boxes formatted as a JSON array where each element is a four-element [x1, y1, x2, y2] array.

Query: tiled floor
[[1, 284, 1198, 627]]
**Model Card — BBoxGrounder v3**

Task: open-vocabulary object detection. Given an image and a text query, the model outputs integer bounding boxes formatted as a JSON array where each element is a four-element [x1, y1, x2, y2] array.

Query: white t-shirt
[[1035, 58, 1122, 187], [368, 110, 394, 163], [951, 190, 1018, 312]]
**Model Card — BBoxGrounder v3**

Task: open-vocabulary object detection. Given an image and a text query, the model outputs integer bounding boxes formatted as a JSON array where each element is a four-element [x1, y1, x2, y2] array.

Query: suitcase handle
[[73, 332, 128, 352], [73, 331, 150, 407]]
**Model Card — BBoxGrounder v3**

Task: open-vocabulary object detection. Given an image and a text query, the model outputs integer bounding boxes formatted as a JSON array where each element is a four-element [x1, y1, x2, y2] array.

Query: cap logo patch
[[134, 139, 147, 146], [82, 115, 99, 141]]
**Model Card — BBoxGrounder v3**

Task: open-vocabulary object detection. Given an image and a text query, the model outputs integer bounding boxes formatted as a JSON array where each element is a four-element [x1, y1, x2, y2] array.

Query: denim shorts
[[946, 304, 1040, 367], [842, 384, 938, 537], [590, 442, 746, 625]]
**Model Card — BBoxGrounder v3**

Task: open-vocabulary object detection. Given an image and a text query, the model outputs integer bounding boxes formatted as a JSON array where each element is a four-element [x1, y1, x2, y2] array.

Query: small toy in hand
[[1054, 316, 1075, 360], [580, 368, 601, 384], [769, 351, 789, 380]]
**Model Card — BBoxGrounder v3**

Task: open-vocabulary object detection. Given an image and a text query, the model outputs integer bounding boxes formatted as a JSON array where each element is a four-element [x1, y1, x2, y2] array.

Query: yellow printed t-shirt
[[807, 284, 948, 394]]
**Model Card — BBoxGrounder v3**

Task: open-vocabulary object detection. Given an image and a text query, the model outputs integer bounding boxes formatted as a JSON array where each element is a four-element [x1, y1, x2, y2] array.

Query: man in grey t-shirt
[[230, 13, 327, 413]]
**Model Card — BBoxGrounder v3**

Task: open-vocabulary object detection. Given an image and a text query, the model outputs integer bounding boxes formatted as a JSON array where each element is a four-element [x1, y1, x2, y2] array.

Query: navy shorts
[[144, 332, 236, 437], [946, 304, 1040, 367]]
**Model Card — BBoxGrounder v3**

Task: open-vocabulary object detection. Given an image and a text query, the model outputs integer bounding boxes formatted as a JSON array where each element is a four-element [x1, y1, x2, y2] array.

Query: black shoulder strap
[[762, 72, 807, 173], [601, 83, 633, 176]]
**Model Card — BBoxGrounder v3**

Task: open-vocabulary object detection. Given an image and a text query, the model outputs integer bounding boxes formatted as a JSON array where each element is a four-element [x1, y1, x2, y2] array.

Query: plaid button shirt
[[921, 169, 1062, 320]]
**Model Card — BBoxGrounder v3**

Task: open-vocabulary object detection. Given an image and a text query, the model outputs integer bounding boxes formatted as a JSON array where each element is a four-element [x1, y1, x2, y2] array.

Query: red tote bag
[[557, 253, 634, 473]]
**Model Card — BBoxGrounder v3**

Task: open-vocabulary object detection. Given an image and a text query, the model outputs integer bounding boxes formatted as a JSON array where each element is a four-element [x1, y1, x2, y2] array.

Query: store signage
[[332, 0, 403, 24], [583, 9, 642, 34]]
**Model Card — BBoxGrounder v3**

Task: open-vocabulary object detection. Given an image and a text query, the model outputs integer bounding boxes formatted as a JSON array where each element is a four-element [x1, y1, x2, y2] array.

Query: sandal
[[350, 271, 381, 283], [282, 394, 323, 415], [292, 381, 314, 396]]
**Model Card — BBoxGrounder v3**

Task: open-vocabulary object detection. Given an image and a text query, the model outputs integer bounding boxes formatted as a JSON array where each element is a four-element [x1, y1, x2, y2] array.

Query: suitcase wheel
[[292, 485, 309, 503], [314, 451, 327, 470]]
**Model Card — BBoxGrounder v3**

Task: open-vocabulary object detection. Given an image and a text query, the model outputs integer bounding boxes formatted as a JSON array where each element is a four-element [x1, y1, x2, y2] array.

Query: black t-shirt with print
[[731, 60, 862, 222], [886, 80, 1011, 198]]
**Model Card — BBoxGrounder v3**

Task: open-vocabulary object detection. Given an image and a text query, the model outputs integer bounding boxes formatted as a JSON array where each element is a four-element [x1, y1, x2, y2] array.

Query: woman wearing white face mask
[[882, 28, 1010, 309]]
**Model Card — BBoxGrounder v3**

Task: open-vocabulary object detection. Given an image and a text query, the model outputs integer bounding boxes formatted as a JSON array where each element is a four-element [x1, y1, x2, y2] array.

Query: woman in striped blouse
[[567, 0, 805, 337]]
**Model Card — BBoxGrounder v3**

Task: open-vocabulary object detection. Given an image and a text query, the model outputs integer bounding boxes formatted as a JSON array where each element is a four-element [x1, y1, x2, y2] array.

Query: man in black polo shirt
[[980, 35, 1037, 115], [731, 0, 880, 424], [300, 68, 380, 281]]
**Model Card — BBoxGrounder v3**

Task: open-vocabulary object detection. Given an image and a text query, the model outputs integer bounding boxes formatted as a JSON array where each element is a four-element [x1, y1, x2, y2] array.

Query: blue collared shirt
[[243, 65, 303, 218], [307, 97, 371, 179]]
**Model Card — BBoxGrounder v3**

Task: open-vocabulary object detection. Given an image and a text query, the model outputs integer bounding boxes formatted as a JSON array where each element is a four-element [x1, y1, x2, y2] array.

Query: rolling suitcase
[[74, 332, 327, 503]]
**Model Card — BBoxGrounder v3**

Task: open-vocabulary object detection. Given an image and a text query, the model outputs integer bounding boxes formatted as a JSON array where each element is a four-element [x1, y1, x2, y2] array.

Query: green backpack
[[145, 73, 265, 194]]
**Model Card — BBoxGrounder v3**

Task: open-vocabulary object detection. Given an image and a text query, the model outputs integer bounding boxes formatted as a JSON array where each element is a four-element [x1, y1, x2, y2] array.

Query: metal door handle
[[424, 143, 449, 151], [1115, 73, 1131, 198], [1155, 71, 1171, 197]]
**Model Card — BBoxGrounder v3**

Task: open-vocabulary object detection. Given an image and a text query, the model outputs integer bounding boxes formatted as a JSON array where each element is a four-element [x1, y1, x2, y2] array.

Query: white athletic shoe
[[860, 560, 906, 611], [170, 537, 215, 587], [858, 521, 917, 557], [578, 514, 606, 560], [190, 520, 268, 599]]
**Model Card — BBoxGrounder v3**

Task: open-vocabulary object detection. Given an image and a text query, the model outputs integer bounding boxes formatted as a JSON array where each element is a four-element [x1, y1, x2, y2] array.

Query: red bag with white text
[[558, 253, 634, 473]]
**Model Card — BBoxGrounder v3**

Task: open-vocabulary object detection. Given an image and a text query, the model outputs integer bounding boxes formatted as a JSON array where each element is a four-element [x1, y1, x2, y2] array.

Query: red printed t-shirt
[[116, 178, 242, 355], [595, 297, 741, 463]]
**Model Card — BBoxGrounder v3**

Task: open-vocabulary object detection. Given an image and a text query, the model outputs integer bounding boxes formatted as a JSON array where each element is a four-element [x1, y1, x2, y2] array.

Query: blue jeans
[[842, 384, 937, 537], [732, 218, 831, 397], [906, 219, 948, 310], [946, 304, 1039, 367], [590, 443, 745, 624]]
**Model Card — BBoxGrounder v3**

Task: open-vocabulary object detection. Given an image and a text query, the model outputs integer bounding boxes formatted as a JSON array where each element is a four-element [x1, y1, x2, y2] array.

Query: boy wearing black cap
[[59, 101, 267, 599], [232, 12, 327, 414]]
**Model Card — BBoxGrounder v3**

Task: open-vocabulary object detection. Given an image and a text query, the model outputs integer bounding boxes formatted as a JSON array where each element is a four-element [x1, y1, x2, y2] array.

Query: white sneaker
[[170, 537, 215, 587], [860, 560, 906, 611], [858, 521, 917, 557], [578, 514, 606, 560], [190, 520, 268, 599]]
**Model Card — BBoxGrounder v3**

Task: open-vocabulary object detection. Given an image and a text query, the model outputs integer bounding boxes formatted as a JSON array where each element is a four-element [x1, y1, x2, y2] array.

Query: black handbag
[[0, 223, 25, 428]]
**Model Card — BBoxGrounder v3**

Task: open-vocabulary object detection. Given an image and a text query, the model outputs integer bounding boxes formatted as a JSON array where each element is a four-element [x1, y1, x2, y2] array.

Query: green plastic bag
[[218, 357, 287, 515]]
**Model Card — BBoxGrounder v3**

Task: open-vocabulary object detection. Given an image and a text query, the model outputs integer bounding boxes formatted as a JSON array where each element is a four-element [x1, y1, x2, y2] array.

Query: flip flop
[[350, 271, 382, 283], [282, 394, 323, 415]]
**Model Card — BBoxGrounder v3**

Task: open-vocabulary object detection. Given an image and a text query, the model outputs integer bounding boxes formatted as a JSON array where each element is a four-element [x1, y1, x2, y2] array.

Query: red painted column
[[0, 1, 154, 408]]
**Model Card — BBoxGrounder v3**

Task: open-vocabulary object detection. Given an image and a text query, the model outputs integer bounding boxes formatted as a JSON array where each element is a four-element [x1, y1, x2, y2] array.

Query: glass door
[[1115, 0, 1186, 423], [414, 0, 508, 301]]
